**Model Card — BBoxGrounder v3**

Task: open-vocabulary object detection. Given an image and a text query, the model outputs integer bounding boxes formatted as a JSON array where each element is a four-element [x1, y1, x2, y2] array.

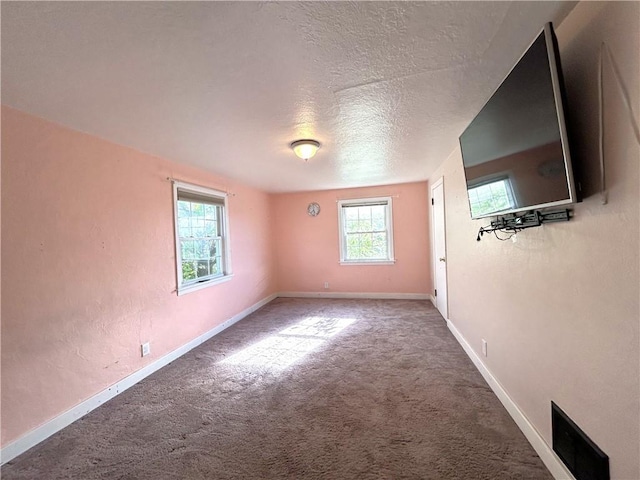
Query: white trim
[[431, 177, 444, 190], [173, 181, 233, 296], [337, 196, 395, 264], [278, 291, 430, 300], [176, 274, 234, 296], [339, 260, 396, 266], [445, 318, 575, 480], [172, 180, 227, 198], [0, 293, 278, 465]]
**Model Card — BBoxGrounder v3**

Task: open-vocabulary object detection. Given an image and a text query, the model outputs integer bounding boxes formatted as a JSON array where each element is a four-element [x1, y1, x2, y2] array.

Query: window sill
[[339, 260, 396, 266], [177, 274, 234, 296]]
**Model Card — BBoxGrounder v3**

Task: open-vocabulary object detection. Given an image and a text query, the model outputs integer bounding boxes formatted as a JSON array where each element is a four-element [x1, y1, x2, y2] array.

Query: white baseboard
[[0, 292, 278, 465], [445, 318, 575, 480], [278, 291, 430, 300]]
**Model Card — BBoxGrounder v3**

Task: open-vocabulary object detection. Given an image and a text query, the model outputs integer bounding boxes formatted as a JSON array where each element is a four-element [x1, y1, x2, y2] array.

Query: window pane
[[359, 233, 373, 258], [205, 204, 217, 220], [178, 218, 191, 237], [181, 240, 195, 260], [195, 239, 211, 259], [371, 205, 385, 220], [346, 234, 360, 259], [192, 218, 205, 238], [205, 219, 217, 236], [181, 238, 221, 282], [345, 219, 359, 233], [372, 233, 387, 258], [372, 217, 385, 231], [358, 217, 372, 232], [182, 261, 196, 281], [346, 232, 387, 260], [211, 255, 223, 275], [371, 206, 386, 231], [178, 201, 191, 217], [345, 208, 359, 220], [196, 260, 210, 278], [191, 203, 204, 217], [346, 244, 358, 260], [178, 200, 214, 238]]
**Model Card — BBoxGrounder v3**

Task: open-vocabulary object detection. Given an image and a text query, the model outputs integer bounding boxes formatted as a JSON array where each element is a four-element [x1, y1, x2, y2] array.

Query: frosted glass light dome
[[291, 139, 320, 160]]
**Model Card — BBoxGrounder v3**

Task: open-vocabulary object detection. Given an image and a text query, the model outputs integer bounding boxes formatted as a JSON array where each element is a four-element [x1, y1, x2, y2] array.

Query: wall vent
[[552, 401, 609, 480]]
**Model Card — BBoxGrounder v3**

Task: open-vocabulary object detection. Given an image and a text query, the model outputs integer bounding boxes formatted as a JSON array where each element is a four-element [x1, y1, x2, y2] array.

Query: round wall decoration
[[307, 202, 321, 217]]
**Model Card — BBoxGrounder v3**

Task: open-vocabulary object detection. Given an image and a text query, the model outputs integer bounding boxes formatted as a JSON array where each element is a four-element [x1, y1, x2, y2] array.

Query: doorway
[[431, 178, 448, 319]]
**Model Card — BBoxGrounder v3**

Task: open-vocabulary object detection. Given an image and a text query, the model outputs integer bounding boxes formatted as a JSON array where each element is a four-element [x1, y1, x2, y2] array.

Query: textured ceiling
[[1, 1, 576, 192]]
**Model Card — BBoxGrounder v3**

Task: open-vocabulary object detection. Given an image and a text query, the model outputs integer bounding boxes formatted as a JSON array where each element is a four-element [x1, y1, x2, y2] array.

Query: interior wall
[[0, 106, 278, 446], [428, 2, 639, 478], [273, 183, 431, 295]]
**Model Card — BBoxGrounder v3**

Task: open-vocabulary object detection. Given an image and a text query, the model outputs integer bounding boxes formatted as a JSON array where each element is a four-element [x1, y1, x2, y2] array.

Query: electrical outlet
[[481, 339, 488, 357], [324, 281, 329, 289], [141, 342, 151, 357]]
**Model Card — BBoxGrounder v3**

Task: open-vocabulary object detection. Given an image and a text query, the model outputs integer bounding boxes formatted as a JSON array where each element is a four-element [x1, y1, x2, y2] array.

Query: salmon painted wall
[[428, 2, 639, 478], [1, 106, 277, 446], [273, 183, 431, 295]]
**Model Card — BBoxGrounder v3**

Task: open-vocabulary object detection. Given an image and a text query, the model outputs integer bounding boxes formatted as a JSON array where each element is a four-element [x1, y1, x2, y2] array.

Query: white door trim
[[430, 177, 448, 319]]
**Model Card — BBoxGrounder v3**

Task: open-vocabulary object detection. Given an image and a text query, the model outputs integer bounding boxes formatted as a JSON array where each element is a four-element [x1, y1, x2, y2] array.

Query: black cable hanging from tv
[[476, 209, 572, 242]]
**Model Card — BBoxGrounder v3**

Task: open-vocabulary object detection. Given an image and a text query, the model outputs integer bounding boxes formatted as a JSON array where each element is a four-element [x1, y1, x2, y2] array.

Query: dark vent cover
[[552, 402, 609, 480]]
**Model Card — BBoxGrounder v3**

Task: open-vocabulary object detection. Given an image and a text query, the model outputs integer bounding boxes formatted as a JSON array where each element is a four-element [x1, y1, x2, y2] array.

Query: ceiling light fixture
[[291, 139, 320, 161]]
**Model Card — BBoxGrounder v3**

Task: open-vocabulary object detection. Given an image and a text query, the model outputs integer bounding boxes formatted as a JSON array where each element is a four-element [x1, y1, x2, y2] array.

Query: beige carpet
[[2, 298, 552, 479]]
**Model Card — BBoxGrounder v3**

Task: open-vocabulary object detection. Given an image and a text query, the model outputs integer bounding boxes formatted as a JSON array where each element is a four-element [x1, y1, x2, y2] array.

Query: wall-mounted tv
[[459, 23, 578, 220]]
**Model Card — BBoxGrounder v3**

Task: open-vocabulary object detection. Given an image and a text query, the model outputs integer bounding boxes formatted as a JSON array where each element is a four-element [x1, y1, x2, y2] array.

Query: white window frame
[[172, 181, 233, 296], [338, 196, 395, 265]]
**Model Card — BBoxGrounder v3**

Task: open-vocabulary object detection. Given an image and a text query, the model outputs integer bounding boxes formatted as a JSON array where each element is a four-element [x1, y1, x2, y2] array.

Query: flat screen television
[[459, 22, 578, 220]]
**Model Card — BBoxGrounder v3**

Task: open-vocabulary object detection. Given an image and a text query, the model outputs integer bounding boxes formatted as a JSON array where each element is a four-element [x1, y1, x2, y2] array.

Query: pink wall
[[273, 184, 431, 295], [1, 108, 432, 450], [427, 2, 639, 478], [1, 106, 277, 446]]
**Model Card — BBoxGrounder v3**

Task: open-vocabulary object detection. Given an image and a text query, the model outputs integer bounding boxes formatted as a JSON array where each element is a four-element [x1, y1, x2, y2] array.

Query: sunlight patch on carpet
[[278, 316, 356, 338], [220, 316, 356, 370]]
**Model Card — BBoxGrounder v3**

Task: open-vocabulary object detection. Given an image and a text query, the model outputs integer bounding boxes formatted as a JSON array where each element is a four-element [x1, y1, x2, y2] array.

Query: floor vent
[[552, 401, 609, 480]]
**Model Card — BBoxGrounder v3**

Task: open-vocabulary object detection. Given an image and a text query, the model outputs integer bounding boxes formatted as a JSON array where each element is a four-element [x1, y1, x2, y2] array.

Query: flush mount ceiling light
[[291, 139, 320, 161]]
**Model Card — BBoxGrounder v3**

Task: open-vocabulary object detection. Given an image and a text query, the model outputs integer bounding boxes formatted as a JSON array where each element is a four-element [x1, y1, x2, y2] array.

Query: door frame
[[430, 177, 449, 319]]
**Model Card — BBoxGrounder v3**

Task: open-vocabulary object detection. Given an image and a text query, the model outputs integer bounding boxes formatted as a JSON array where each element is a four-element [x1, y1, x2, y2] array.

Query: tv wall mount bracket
[[476, 209, 572, 241]]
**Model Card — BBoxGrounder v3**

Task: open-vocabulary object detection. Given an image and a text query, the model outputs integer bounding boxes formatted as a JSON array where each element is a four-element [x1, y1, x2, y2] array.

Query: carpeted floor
[[2, 298, 552, 479]]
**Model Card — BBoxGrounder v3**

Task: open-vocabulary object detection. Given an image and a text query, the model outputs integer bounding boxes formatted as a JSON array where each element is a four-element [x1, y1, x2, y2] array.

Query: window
[[338, 197, 394, 264], [173, 182, 232, 295], [467, 178, 516, 218]]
